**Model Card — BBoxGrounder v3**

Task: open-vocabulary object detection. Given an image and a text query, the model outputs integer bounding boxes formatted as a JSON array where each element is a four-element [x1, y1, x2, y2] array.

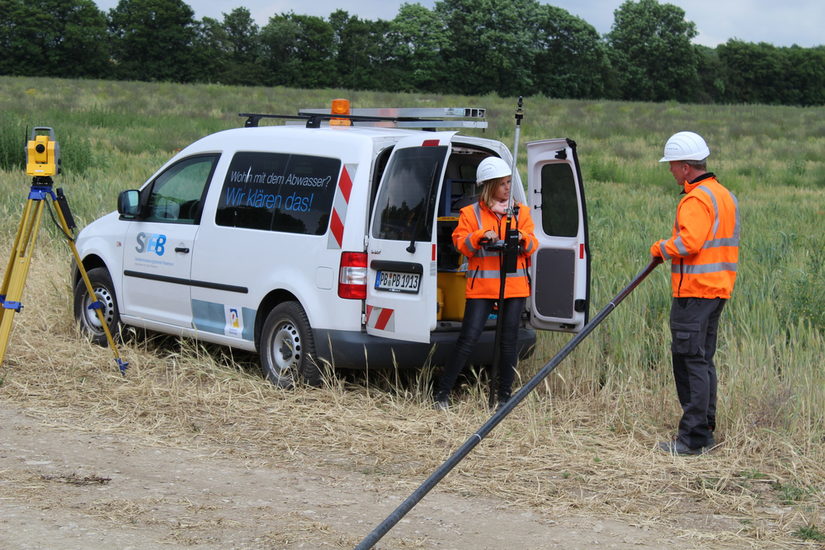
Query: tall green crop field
[[1, 76, 822, 447]]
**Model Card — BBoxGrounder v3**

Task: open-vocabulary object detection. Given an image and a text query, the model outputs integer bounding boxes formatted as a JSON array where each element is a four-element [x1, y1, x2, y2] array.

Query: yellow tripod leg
[[0, 199, 46, 366], [0, 198, 34, 296], [51, 195, 128, 374]]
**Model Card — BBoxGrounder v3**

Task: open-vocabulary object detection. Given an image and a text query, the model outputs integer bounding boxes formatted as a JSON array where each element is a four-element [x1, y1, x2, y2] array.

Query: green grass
[[1, 74, 823, 456], [794, 524, 825, 542], [774, 482, 816, 504]]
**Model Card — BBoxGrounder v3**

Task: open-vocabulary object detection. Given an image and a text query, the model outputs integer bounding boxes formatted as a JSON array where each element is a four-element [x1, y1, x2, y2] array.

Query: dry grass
[[1, 245, 823, 549]]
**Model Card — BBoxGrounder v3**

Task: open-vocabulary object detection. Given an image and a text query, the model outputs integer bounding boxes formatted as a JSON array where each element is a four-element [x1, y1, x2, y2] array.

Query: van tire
[[259, 302, 321, 388], [73, 267, 122, 346]]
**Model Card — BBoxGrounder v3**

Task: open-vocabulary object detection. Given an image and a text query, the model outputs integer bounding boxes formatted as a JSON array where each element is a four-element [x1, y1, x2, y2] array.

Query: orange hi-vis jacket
[[453, 200, 538, 299], [651, 174, 740, 299]]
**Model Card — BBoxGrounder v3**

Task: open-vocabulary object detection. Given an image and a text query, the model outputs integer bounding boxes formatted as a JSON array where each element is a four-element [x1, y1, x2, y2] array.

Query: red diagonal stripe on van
[[339, 166, 353, 202], [328, 165, 355, 250], [375, 307, 394, 330], [330, 209, 344, 247]]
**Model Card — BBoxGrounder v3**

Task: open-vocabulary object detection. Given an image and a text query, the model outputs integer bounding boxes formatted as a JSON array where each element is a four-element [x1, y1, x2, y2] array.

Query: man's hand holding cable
[[650, 239, 665, 259]]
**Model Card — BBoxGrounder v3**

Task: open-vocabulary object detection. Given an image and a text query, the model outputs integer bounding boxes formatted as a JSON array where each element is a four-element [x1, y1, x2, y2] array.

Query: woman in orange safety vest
[[434, 157, 538, 410]]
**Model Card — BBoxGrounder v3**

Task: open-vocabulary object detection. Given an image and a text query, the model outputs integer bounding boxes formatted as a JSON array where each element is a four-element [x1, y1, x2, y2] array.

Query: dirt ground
[[0, 400, 731, 550]]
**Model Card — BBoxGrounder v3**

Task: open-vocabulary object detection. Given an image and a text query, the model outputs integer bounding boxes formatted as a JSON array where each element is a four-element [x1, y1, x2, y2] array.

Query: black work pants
[[670, 297, 726, 449], [436, 297, 525, 402]]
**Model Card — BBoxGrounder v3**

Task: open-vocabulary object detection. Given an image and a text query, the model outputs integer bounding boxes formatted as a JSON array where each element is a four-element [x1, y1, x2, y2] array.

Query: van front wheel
[[259, 302, 321, 388], [73, 267, 122, 346]]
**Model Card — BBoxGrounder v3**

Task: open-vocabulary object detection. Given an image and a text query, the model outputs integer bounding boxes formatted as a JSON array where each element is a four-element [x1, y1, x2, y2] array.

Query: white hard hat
[[476, 156, 512, 184], [659, 131, 710, 162]]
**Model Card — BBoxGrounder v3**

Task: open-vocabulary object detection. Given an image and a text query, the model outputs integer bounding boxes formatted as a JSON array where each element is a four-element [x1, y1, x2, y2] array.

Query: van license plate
[[375, 270, 420, 293]]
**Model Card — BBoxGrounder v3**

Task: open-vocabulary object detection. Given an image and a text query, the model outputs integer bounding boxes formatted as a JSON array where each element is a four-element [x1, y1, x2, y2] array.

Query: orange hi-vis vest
[[453, 201, 538, 299], [652, 174, 740, 299]]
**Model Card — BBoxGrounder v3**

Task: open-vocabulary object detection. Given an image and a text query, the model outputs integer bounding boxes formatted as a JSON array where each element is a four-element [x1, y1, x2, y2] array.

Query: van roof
[[174, 121, 507, 167], [183, 124, 460, 155]]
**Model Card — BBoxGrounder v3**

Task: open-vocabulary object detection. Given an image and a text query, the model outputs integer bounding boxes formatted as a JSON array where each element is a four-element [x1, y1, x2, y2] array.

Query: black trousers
[[670, 297, 727, 449], [436, 297, 525, 402]]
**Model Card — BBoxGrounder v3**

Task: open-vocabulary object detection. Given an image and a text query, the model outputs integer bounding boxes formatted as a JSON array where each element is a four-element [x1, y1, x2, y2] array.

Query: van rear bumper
[[312, 326, 536, 370]]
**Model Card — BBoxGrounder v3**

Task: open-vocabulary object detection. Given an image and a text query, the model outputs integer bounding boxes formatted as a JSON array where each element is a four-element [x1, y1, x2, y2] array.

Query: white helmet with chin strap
[[659, 131, 710, 162], [476, 156, 512, 184]]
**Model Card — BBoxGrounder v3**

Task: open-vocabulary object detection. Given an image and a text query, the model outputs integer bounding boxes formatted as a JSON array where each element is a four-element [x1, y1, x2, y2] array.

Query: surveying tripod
[[0, 128, 127, 372]]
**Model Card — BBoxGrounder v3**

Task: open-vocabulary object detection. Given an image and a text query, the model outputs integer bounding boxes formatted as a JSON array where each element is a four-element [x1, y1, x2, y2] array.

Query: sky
[[93, 1, 824, 48]]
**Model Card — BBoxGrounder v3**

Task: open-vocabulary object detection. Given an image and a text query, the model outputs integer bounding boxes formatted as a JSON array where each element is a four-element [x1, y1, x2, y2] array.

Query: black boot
[[434, 391, 450, 411]]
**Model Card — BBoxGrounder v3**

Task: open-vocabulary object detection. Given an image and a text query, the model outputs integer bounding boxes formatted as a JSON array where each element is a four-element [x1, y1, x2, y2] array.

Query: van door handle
[[175, 246, 190, 253]]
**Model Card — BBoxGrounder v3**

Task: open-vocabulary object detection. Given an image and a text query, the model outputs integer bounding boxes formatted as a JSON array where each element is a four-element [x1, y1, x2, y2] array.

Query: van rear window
[[216, 152, 339, 235], [372, 146, 447, 242], [539, 163, 579, 238]]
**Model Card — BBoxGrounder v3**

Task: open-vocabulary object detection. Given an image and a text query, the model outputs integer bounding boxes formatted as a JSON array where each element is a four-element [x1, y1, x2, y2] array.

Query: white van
[[73, 103, 590, 386]]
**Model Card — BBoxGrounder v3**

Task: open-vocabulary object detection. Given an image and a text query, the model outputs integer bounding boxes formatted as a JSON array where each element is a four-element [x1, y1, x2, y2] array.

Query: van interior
[[437, 145, 500, 325]]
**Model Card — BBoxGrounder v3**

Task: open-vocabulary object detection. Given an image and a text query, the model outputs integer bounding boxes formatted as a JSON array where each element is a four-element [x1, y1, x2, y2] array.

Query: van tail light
[[338, 251, 367, 299]]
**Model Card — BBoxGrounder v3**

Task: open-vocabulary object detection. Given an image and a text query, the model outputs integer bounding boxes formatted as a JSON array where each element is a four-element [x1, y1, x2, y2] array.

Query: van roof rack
[[239, 107, 487, 130]]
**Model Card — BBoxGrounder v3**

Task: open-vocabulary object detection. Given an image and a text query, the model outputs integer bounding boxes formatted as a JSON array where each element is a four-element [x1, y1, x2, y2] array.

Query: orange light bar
[[330, 98, 351, 126]]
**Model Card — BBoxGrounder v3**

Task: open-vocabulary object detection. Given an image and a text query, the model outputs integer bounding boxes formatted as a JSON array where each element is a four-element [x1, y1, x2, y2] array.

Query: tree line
[[2, 0, 824, 106]]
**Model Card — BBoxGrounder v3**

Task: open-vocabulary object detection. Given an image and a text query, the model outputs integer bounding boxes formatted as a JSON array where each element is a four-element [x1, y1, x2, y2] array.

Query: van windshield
[[372, 145, 447, 242]]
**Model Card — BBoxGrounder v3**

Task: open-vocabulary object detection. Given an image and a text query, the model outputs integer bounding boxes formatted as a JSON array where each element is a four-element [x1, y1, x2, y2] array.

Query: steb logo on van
[[135, 232, 167, 256]]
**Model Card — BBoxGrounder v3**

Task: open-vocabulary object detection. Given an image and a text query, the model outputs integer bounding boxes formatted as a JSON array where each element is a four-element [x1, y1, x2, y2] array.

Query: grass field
[[1, 75, 823, 546]]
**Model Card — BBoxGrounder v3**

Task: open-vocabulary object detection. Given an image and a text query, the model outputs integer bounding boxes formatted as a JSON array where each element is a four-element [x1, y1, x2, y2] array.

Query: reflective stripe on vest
[[473, 268, 530, 280], [679, 262, 738, 274]]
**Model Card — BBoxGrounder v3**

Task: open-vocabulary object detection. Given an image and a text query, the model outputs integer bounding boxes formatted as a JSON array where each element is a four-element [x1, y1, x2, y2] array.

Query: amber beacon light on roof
[[330, 98, 352, 126]]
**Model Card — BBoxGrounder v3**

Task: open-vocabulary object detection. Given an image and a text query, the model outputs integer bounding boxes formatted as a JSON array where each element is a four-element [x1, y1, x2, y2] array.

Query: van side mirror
[[118, 189, 141, 218]]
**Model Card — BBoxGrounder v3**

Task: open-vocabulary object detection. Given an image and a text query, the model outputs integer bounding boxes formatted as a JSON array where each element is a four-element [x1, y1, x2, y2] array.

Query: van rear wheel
[[259, 302, 321, 388]]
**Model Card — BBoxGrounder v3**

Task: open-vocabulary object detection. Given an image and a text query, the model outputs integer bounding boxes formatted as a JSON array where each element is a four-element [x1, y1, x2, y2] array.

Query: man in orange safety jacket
[[434, 156, 537, 409], [651, 131, 740, 456]]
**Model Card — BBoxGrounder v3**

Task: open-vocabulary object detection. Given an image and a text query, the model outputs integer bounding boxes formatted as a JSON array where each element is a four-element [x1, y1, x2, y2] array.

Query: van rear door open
[[527, 138, 590, 332], [366, 133, 455, 343]]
